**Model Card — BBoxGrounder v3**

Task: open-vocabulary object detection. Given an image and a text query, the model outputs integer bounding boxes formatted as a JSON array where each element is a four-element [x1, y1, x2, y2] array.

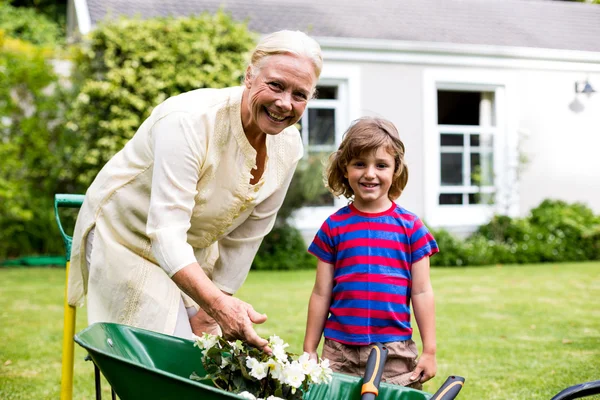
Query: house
[[67, 0, 600, 239]]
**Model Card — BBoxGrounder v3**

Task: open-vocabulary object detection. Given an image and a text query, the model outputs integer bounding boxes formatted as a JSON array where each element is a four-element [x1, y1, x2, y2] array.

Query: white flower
[[246, 357, 268, 380], [296, 352, 318, 375], [314, 358, 333, 384], [238, 391, 257, 399], [264, 358, 284, 381], [269, 335, 289, 362], [265, 396, 285, 400], [194, 332, 220, 357], [282, 361, 305, 389]]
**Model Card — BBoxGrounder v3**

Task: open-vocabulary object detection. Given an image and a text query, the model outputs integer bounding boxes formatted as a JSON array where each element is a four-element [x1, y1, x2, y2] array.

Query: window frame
[[422, 69, 519, 229]]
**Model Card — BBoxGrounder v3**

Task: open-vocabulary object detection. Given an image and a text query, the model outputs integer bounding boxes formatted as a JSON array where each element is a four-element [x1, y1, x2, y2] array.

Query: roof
[[81, 0, 600, 53]]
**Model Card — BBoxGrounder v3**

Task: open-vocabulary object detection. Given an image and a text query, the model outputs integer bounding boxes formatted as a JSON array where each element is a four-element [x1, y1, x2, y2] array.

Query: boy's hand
[[306, 351, 319, 362], [410, 352, 437, 383]]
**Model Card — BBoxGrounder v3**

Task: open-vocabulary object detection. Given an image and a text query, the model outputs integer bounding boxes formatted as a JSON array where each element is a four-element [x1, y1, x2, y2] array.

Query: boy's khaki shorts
[[322, 338, 422, 390]]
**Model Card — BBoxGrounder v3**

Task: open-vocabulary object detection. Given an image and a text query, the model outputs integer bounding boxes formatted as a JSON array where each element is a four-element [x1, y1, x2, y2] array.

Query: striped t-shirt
[[308, 202, 438, 345]]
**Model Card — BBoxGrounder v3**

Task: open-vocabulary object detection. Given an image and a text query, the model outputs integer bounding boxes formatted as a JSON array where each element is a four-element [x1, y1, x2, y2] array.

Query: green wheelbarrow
[[74, 323, 600, 400], [74, 322, 464, 400]]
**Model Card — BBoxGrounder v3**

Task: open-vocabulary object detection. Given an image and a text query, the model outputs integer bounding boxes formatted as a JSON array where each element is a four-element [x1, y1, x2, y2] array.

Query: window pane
[[471, 152, 494, 186], [441, 134, 463, 147], [437, 90, 481, 125], [439, 193, 463, 205], [308, 108, 335, 146], [480, 133, 493, 149], [469, 193, 494, 205], [441, 153, 462, 185], [470, 134, 479, 147], [316, 86, 337, 100]]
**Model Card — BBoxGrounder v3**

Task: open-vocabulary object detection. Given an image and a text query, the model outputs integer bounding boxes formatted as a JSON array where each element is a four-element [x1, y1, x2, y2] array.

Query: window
[[423, 69, 516, 229], [299, 85, 340, 155], [438, 90, 496, 206]]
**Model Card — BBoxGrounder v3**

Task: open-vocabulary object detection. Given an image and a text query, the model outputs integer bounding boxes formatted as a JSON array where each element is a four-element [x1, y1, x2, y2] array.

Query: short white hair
[[249, 30, 323, 79]]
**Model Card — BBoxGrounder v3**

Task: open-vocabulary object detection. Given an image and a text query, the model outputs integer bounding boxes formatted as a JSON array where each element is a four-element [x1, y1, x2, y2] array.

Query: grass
[[1, 262, 599, 399]]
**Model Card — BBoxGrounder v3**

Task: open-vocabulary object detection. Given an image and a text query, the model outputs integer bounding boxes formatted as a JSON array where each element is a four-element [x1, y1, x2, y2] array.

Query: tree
[[0, 31, 72, 257], [8, 0, 67, 31]]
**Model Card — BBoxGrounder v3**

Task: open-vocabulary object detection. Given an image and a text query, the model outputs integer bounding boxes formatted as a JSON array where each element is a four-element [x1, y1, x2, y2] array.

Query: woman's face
[[242, 53, 317, 137]]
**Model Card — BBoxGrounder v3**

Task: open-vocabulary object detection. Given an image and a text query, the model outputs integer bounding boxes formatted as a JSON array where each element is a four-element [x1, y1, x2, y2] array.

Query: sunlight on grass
[[1, 262, 599, 399]]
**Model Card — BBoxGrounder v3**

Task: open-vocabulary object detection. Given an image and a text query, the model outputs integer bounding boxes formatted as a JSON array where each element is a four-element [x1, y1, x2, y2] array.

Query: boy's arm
[[410, 256, 437, 383], [303, 259, 334, 361]]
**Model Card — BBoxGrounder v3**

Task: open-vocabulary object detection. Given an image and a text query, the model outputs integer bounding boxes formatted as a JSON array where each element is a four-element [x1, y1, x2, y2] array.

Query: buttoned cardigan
[[67, 86, 303, 335]]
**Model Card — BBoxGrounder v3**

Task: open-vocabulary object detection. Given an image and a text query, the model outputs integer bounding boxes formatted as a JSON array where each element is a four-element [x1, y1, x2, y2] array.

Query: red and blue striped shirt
[[308, 202, 438, 345]]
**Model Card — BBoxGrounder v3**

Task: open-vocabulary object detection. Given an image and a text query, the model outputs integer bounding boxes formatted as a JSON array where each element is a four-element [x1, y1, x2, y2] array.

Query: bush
[[0, 3, 62, 46], [0, 32, 72, 258], [66, 11, 257, 188], [252, 226, 316, 271], [429, 228, 467, 267], [433, 199, 600, 267]]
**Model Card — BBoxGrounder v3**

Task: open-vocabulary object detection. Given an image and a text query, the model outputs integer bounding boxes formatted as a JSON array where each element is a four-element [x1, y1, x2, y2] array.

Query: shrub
[[252, 226, 316, 271], [0, 32, 72, 258], [429, 228, 467, 267], [433, 199, 600, 267], [0, 3, 62, 46]]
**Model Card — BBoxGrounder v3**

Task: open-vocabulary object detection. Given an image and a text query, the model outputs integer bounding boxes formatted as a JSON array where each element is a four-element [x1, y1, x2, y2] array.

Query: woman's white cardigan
[[68, 86, 303, 335]]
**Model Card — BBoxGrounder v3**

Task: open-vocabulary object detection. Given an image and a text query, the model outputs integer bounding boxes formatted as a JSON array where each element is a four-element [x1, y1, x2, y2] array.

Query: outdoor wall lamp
[[575, 79, 596, 96]]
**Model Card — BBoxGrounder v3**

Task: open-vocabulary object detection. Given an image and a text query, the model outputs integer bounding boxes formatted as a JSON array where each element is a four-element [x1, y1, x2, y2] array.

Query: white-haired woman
[[68, 30, 323, 351]]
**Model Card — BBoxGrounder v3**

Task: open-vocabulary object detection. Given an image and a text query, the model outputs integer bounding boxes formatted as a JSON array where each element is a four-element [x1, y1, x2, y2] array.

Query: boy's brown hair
[[326, 117, 409, 201]]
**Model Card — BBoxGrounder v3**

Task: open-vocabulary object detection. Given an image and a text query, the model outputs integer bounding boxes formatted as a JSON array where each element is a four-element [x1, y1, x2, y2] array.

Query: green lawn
[[1, 263, 599, 399]]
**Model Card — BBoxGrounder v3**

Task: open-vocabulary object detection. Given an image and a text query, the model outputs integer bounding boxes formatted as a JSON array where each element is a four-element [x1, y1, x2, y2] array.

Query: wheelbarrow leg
[[86, 355, 117, 399], [94, 363, 102, 400]]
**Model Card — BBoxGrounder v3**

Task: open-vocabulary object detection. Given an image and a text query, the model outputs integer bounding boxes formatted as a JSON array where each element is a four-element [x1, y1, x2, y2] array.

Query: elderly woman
[[67, 30, 322, 351]]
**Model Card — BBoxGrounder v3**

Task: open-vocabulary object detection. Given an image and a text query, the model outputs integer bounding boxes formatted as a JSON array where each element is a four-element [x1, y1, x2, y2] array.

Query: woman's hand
[[189, 307, 222, 336], [171, 262, 271, 353], [209, 294, 272, 354]]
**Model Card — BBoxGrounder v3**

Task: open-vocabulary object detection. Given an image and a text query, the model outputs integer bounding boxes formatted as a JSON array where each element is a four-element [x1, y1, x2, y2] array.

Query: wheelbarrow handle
[[361, 343, 388, 400], [429, 376, 465, 400], [54, 194, 85, 260], [550, 379, 600, 400]]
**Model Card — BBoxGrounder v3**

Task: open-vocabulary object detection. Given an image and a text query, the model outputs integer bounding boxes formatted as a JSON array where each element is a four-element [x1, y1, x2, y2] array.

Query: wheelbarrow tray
[[75, 322, 431, 400]]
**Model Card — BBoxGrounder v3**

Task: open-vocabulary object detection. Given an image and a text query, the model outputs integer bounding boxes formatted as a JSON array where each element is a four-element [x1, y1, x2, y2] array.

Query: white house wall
[[517, 70, 600, 215], [296, 45, 600, 239], [353, 62, 427, 219]]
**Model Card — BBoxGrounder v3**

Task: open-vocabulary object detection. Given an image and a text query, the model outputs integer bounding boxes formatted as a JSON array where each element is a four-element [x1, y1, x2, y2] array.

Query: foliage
[[252, 225, 316, 271], [275, 155, 331, 225], [9, 0, 68, 32], [66, 11, 256, 187], [191, 333, 332, 400], [431, 199, 600, 267], [0, 2, 62, 46], [0, 31, 73, 258]]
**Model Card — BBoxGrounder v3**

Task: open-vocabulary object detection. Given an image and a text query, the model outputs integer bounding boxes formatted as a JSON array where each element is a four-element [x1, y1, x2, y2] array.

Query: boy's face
[[344, 147, 396, 213]]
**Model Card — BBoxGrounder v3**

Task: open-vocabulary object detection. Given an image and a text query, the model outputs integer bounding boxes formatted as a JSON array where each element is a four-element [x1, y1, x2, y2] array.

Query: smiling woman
[[65, 30, 323, 350]]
